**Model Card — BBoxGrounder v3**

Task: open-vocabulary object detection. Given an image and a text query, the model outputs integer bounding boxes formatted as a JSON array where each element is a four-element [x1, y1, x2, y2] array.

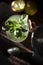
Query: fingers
[[28, 19, 37, 32]]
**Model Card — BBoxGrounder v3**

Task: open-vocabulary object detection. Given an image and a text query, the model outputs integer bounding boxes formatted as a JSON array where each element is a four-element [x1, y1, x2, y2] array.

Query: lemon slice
[[11, 0, 25, 12], [25, 1, 38, 15]]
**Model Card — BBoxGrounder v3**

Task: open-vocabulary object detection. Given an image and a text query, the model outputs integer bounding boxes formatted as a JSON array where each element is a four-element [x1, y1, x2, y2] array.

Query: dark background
[[0, 0, 43, 65]]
